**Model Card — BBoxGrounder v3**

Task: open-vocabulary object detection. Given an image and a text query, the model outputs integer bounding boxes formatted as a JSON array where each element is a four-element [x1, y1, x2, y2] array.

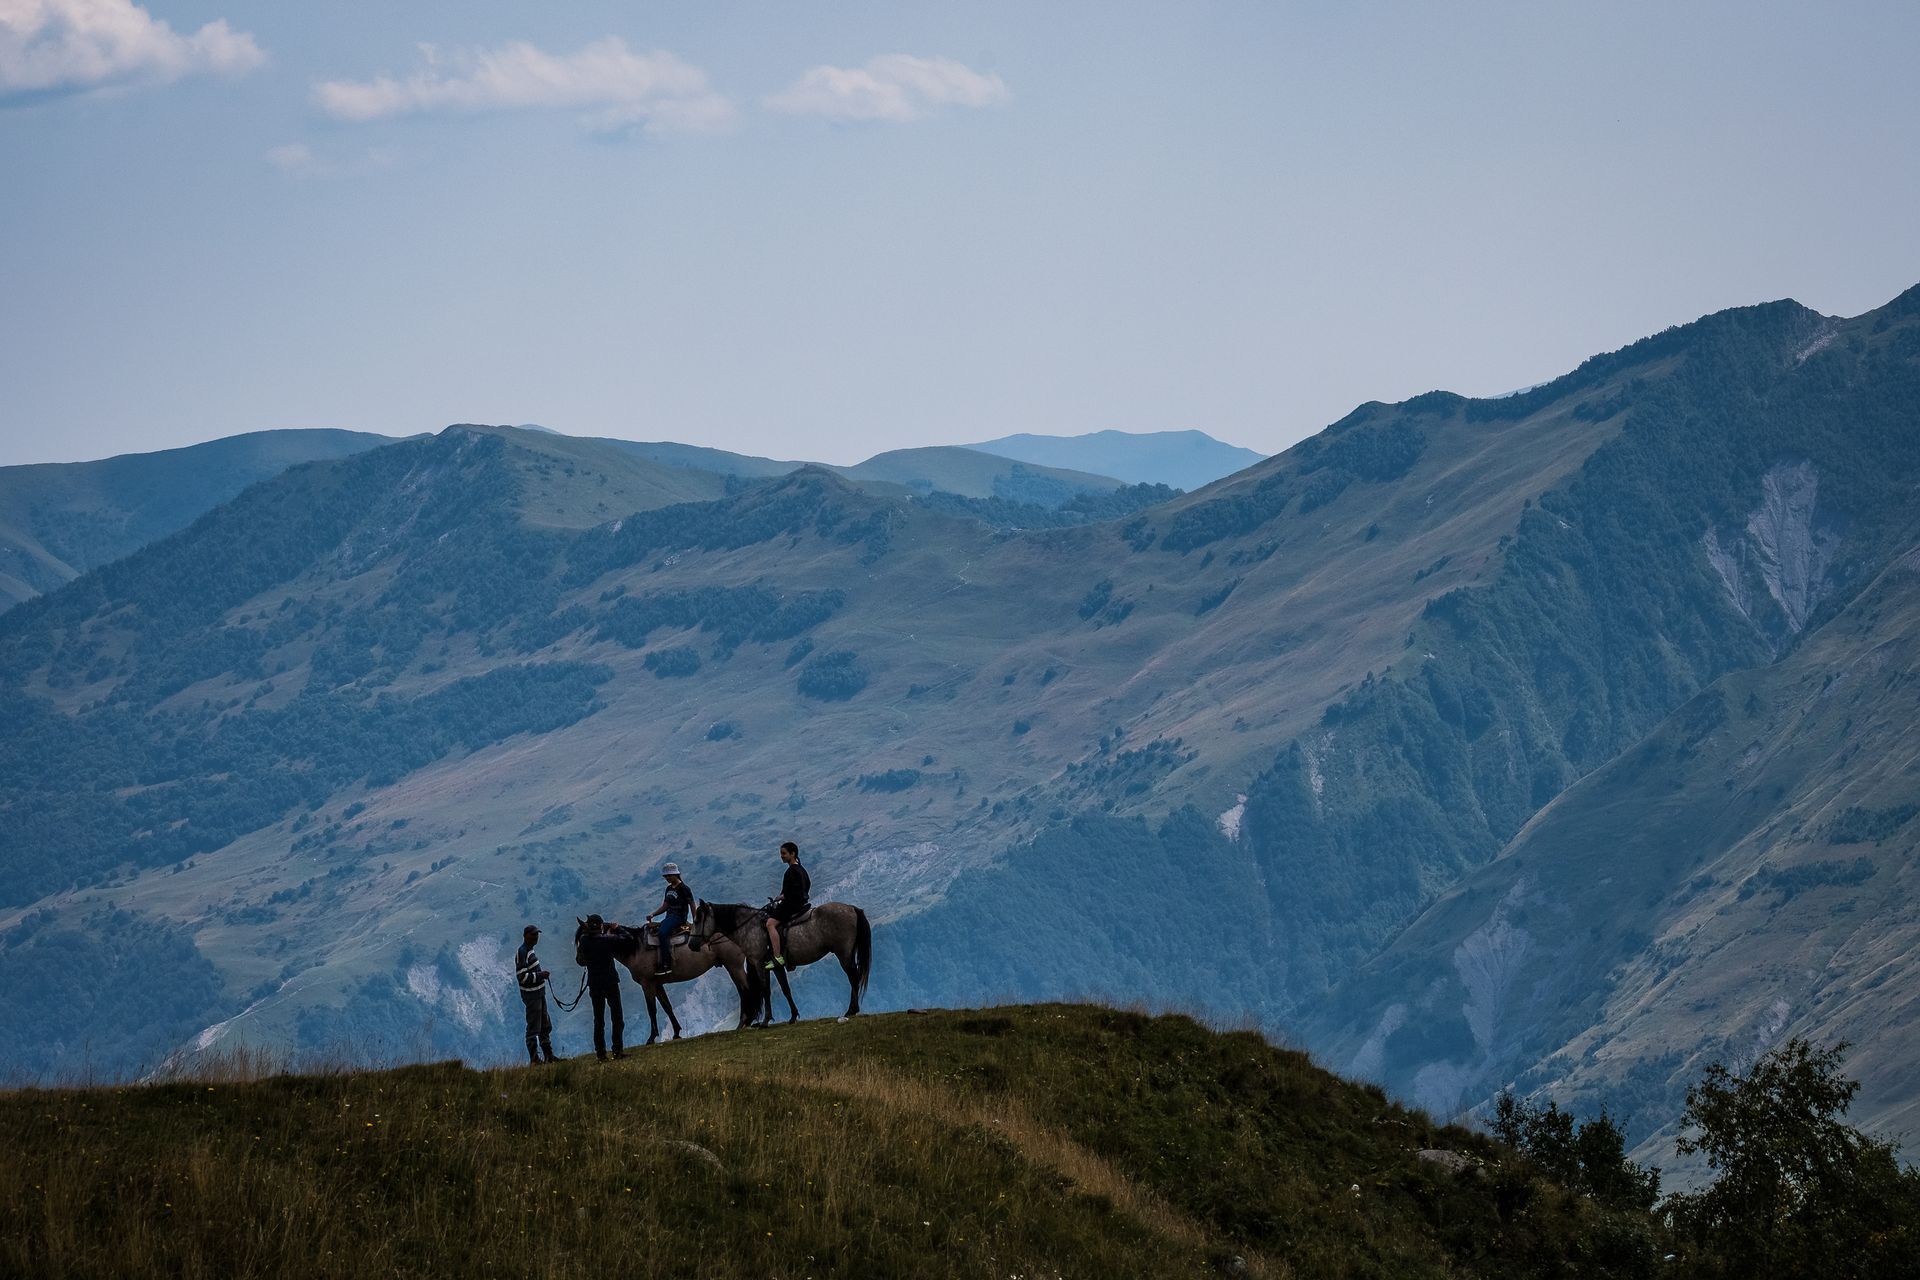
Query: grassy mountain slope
[[0, 428, 391, 611], [1, 1004, 1661, 1280], [564, 434, 1132, 506], [967, 428, 1268, 491], [2, 284, 1918, 1165], [830, 444, 1125, 503], [1303, 542, 1920, 1163]]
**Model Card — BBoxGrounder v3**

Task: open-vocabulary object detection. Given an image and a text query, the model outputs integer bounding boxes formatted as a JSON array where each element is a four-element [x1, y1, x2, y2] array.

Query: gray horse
[[572, 917, 758, 1044], [690, 900, 872, 1024]]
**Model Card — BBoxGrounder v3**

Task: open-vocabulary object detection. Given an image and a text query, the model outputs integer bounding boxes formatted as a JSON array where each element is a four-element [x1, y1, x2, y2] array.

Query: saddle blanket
[[640, 924, 693, 948]]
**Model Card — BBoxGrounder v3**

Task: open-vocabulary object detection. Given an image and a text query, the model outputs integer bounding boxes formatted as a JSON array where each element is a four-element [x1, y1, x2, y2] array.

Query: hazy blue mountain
[[963, 429, 1266, 492], [0, 429, 392, 612], [3, 284, 1918, 1172]]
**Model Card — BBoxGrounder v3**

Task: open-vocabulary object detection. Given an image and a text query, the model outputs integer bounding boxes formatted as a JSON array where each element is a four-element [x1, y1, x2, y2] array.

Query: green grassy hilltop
[[0, 1005, 1657, 1280]]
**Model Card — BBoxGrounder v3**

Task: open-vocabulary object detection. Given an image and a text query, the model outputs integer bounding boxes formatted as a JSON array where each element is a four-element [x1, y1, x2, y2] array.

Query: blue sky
[[3, 1, 1918, 467]]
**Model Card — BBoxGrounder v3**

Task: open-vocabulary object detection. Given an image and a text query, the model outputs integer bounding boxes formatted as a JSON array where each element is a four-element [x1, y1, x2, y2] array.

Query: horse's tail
[[853, 907, 872, 998]]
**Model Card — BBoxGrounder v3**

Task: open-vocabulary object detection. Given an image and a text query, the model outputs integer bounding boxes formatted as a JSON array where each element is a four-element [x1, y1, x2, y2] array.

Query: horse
[[689, 899, 872, 1024], [572, 916, 758, 1045]]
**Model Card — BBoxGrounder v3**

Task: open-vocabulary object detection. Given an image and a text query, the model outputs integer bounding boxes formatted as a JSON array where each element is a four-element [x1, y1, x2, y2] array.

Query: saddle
[[640, 922, 692, 949]]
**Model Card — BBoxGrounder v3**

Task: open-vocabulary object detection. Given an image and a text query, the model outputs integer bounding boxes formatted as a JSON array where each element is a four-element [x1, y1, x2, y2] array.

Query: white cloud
[[766, 54, 1008, 123], [265, 141, 398, 179], [313, 36, 735, 136], [0, 0, 263, 102]]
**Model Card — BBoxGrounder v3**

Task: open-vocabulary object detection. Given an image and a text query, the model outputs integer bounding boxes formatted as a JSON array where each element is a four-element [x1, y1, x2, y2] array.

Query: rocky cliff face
[[1705, 459, 1839, 644]]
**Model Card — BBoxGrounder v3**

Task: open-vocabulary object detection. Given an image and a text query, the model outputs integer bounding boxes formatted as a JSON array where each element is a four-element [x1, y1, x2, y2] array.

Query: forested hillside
[[0, 429, 391, 611], [3, 286, 1917, 1170]]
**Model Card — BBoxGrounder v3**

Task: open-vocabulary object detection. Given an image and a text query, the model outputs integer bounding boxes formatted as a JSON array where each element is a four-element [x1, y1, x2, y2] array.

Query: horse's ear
[[575, 916, 584, 925]]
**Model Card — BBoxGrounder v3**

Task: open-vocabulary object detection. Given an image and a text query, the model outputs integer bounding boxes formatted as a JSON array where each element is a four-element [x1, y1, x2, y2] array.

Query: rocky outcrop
[[1705, 460, 1837, 640]]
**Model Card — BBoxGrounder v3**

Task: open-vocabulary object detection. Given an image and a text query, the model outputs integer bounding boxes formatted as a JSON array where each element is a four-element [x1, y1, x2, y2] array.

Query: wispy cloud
[[265, 141, 399, 179], [0, 0, 263, 104], [766, 54, 1008, 123], [313, 37, 735, 135]]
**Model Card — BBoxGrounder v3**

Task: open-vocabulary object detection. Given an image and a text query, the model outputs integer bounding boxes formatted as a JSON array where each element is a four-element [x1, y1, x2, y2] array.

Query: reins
[[550, 971, 588, 1013]]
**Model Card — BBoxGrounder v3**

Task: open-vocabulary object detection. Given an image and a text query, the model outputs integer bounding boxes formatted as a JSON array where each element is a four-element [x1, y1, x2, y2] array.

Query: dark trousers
[[521, 990, 554, 1062], [656, 914, 685, 971], [590, 985, 624, 1058]]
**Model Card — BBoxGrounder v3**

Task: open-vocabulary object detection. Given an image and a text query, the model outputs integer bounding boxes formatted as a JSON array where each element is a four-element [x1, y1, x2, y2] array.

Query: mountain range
[[0, 428, 1254, 618], [965, 428, 1266, 491], [2, 287, 1917, 1180]]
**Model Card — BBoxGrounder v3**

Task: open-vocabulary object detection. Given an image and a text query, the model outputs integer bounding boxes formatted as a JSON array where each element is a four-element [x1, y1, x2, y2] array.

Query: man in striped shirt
[[515, 924, 561, 1064]]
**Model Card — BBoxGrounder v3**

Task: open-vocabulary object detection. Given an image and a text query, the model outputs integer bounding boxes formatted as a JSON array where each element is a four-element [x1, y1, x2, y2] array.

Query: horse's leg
[[644, 982, 660, 1045], [775, 965, 799, 1023], [838, 943, 862, 1018], [659, 983, 681, 1040], [730, 962, 759, 1031]]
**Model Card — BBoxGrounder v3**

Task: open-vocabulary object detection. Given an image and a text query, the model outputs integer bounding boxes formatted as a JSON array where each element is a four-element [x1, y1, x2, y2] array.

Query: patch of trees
[[590, 586, 843, 657], [916, 482, 1180, 531], [795, 650, 868, 701], [1737, 857, 1875, 901], [858, 769, 921, 793], [0, 662, 610, 909], [643, 646, 701, 678], [1826, 803, 1917, 845], [0, 907, 225, 1081], [1160, 474, 1294, 553]]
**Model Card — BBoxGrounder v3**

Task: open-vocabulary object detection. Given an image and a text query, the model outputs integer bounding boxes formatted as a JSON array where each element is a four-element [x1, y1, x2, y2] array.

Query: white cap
[[661, 862, 682, 878]]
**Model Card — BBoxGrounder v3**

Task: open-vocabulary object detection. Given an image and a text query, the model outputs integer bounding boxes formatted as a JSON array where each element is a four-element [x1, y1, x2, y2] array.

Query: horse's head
[[573, 915, 598, 965], [689, 900, 712, 952]]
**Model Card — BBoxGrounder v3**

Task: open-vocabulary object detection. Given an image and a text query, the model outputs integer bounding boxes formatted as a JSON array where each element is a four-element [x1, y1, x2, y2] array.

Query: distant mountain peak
[[961, 429, 1265, 492]]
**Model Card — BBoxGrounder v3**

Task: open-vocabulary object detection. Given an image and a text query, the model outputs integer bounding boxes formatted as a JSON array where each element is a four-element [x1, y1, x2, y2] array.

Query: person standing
[[578, 914, 627, 1060], [514, 925, 561, 1064], [643, 862, 695, 976], [763, 841, 811, 970]]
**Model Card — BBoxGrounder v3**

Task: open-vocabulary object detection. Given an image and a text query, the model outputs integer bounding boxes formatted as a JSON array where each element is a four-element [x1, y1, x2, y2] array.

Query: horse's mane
[[576, 922, 640, 960], [707, 901, 765, 934]]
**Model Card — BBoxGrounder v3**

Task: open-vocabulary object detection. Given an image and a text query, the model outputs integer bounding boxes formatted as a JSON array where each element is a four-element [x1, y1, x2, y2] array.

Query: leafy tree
[[1493, 1092, 1661, 1211], [1663, 1038, 1920, 1278]]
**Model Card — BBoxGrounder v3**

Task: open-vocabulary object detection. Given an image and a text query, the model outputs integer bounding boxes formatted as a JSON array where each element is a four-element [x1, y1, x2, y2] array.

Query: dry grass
[[0, 1004, 1644, 1279]]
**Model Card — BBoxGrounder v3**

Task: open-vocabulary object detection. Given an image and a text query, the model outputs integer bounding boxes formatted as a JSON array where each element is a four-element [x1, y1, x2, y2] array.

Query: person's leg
[[591, 991, 609, 1060], [522, 994, 542, 1064], [655, 924, 673, 973], [608, 984, 626, 1056], [764, 915, 783, 966], [537, 999, 557, 1061]]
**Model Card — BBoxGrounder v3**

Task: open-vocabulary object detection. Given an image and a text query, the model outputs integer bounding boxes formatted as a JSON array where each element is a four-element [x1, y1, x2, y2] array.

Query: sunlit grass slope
[[1, 1005, 1655, 1279]]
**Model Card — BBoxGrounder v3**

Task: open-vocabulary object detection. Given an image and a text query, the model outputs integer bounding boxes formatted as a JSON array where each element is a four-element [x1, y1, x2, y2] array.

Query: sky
[[3, 1, 1918, 468]]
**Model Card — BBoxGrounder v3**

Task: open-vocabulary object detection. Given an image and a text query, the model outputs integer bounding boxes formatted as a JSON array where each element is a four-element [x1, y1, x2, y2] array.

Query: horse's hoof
[[837, 1015, 850, 1024]]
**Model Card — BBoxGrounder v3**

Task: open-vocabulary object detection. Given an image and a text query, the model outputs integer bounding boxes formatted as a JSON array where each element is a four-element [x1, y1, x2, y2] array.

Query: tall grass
[[0, 1004, 1652, 1278]]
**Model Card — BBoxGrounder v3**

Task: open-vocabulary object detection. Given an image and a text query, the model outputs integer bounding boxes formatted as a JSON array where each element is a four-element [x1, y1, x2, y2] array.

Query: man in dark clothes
[[763, 841, 811, 970], [643, 862, 694, 976], [577, 914, 627, 1060], [514, 924, 561, 1064]]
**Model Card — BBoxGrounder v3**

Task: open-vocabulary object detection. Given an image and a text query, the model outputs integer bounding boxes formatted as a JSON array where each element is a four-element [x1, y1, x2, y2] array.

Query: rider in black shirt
[[763, 841, 811, 969]]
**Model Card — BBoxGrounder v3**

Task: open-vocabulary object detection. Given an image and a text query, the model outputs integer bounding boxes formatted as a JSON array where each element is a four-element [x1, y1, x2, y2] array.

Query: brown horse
[[572, 917, 757, 1044], [689, 900, 872, 1024]]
